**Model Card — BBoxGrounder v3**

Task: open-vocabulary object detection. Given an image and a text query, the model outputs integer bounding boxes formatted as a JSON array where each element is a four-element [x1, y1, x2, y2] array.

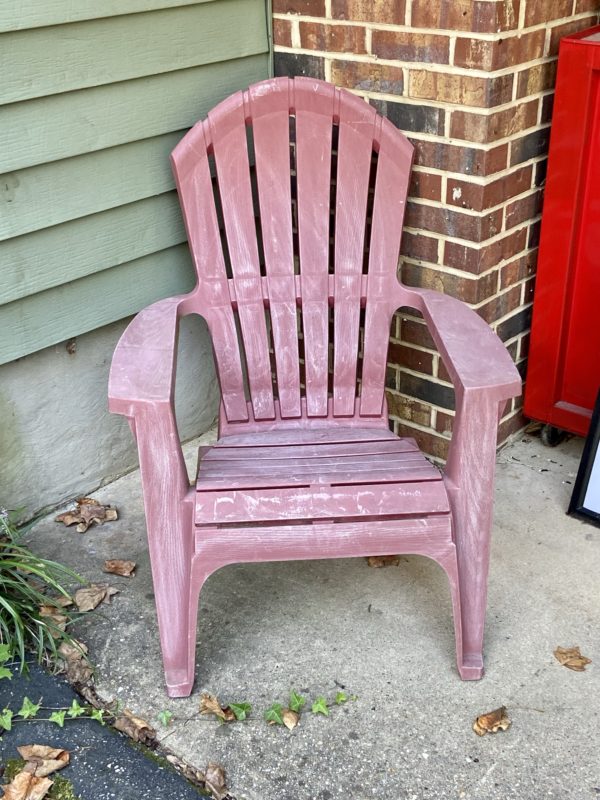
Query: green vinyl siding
[[2, 56, 268, 174], [0, 0, 210, 32], [0, 245, 196, 364], [0, 0, 271, 365]]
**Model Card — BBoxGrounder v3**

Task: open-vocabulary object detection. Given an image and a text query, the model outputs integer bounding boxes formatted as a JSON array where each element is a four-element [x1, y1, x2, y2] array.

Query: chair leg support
[[146, 500, 199, 698], [133, 404, 199, 698], [443, 393, 501, 681]]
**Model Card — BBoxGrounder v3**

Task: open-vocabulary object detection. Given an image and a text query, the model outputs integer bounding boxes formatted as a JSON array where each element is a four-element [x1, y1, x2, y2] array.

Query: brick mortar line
[[404, 183, 545, 222], [408, 161, 542, 184], [406, 217, 537, 252], [471, 283, 532, 313], [346, 87, 555, 120], [273, 45, 559, 80], [401, 255, 537, 289], [391, 376, 454, 402], [272, 12, 592, 39], [407, 158, 545, 190], [386, 390, 457, 417], [490, 300, 533, 330], [383, 125, 551, 157], [400, 255, 497, 283], [392, 320, 530, 360], [389, 337, 439, 357], [501, 330, 531, 351], [399, 254, 501, 285], [398, 263, 537, 312], [387, 414, 453, 438]]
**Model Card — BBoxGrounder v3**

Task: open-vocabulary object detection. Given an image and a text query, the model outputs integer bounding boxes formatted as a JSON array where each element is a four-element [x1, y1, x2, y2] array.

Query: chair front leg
[[443, 390, 502, 680], [132, 404, 196, 697]]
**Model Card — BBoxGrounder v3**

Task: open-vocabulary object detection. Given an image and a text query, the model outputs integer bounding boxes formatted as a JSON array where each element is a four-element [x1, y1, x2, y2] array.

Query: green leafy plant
[[0, 508, 83, 671], [228, 702, 252, 721], [0, 693, 107, 732], [289, 690, 306, 713], [311, 696, 329, 716], [264, 703, 284, 725], [157, 709, 173, 728], [335, 691, 348, 705], [17, 696, 40, 719]]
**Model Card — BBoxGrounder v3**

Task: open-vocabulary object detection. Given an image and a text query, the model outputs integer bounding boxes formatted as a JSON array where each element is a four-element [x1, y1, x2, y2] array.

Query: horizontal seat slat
[[195, 481, 449, 525], [202, 438, 419, 461], [200, 451, 426, 472], [197, 466, 440, 490], [214, 427, 406, 447], [195, 517, 454, 563]]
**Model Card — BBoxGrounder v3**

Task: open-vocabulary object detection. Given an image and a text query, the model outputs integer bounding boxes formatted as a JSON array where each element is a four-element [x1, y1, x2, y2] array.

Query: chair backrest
[[171, 77, 414, 432]]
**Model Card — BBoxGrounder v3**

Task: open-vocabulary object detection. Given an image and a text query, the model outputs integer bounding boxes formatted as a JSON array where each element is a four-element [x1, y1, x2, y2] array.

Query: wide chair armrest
[[403, 287, 522, 402], [108, 296, 184, 417]]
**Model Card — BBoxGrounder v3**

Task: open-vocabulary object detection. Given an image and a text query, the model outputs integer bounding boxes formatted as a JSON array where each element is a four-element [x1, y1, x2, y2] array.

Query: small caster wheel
[[540, 424, 565, 447]]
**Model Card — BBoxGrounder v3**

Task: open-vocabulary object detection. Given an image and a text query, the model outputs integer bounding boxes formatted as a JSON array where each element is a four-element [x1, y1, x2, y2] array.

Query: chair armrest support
[[402, 287, 522, 403], [108, 294, 193, 509], [108, 296, 184, 417]]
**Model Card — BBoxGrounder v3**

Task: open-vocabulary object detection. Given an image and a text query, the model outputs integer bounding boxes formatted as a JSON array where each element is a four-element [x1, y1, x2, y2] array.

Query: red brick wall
[[273, 0, 599, 460]]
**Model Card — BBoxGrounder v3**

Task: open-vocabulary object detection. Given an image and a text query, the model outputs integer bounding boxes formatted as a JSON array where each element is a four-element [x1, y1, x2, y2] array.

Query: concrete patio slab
[[25, 431, 599, 799]]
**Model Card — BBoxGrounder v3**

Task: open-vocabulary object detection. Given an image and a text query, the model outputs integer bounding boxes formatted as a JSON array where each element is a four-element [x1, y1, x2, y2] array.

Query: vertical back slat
[[249, 79, 301, 418], [332, 95, 377, 416], [295, 79, 336, 417], [208, 94, 275, 420], [170, 123, 248, 422], [360, 119, 413, 416]]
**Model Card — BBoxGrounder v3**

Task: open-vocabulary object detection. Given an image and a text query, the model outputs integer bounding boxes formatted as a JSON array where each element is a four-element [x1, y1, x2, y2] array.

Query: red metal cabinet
[[525, 26, 600, 436]]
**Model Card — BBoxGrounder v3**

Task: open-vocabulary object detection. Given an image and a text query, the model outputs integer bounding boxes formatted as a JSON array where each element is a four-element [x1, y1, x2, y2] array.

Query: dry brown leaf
[[553, 646, 592, 672], [282, 709, 299, 730], [199, 692, 235, 722], [103, 586, 119, 604], [55, 498, 118, 533], [48, 595, 74, 609], [366, 555, 401, 568], [473, 706, 511, 736], [203, 762, 228, 800], [1, 771, 53, 800], [38, 606, 68, 633], [17, 745, 70, 778], [113, 710, 156, 744], [103, 559, 136, 577], [73, 584, 118, 612], [53, 512, 80, 527], [57, 640, 93, 684]]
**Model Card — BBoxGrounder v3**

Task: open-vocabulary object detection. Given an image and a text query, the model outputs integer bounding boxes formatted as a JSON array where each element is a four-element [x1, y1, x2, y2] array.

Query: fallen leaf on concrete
[[553, 646, 591, 671], [74, 584, 118, 612], [50, 595, 73, 608], [1, 771, 53, 800], [113, 710, 156, 744], [366, 555, 401, 568], [55, 498, 118, 533], [203, 762, 228, 800], [282, 709, 299, 730], [38, 606, 68, 633], [103, 560, 136, 577], [57, 640, 93, 684], [473, 706, 511, 736], [199, 692, 235, 722], [53, 512, 80, 527], [17, 745, 70, 778]]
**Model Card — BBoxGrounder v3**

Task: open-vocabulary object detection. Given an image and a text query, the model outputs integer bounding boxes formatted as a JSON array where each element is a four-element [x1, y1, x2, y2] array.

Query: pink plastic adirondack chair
[[109, 77, 521, 698]]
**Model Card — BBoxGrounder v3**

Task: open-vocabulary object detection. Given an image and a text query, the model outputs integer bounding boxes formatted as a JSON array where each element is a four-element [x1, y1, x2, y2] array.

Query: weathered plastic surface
[[109, 77, 522, 697]]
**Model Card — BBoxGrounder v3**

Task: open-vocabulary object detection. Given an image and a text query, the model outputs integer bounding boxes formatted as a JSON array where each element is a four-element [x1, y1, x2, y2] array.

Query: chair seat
[[195, 427, 450, 526]]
